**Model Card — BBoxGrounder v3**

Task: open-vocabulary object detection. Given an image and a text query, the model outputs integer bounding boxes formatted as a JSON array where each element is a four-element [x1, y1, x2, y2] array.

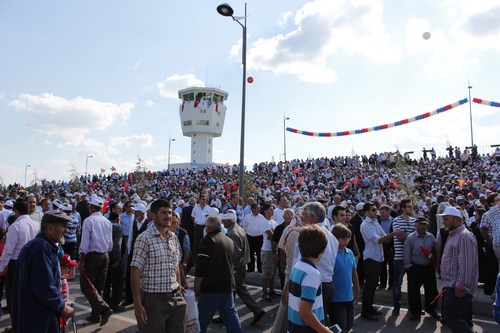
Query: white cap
[[5, 200, 14, 208], [437, 206, 462, 218], [89, 197, 104, 208], [356, 202, 365, 211], [178, 199, 185, 206], [220, 210, 237, 222], [132, 203, 146, 213]]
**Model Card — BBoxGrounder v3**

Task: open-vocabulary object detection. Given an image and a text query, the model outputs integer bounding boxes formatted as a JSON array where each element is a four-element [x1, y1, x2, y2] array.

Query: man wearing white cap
[[439, 206, 478, 332], [175, 199, 185, 217], [79, 196, 113, 326], [124, 202, 152, 305], [220, 210, 265, 325]]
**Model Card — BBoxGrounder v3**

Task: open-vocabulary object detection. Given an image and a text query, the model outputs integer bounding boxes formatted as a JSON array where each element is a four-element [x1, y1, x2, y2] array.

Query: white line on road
[[68, 299, 137, 325]]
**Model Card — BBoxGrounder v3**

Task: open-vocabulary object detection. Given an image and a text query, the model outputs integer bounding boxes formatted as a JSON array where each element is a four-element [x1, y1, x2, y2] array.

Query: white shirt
[[242, 213, 265, 236], [79, 212, 113, 254], [293, 222, 339, 283], [261, 218, 277, 251], [0, 215, 39, 271], [273, 207, 285, 225], [191, 204, 216, 226]]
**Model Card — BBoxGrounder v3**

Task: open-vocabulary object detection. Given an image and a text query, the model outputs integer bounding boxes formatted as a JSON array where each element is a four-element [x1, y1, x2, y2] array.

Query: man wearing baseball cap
[[11, 212, 74, 332], [438, 206, 478, 332], [79, 196, 113, 326]]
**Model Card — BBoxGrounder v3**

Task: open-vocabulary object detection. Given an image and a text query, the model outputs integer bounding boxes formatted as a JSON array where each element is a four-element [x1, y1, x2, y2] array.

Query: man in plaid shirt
[[131, 199, 186, 333]]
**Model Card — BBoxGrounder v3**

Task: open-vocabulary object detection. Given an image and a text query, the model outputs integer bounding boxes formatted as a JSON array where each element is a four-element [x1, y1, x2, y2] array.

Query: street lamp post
[[217, 2, 247, 199], [467, 82, 474, 147], [24, 163, 30, 188], [168, 137, 175, 171], [283, 114, 290, 162], [85, 154, 93, 176]]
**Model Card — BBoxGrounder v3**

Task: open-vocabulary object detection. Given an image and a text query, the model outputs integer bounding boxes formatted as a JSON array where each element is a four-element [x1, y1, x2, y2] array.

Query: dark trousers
[[484, 246, 499, 295], [142, 291, 187, 333], [330, 301, 354, 332], [5, 260, 16, 315], [322, 281, 334, 327], [80, 252, 110, 317], [104, 261, 124, 309], [356, 252, 365, 285], [192, 225, 205, 265], [362, 258, 381, 316], [62, 242, 78, 261], [407, 264, 438, 316], [443, 288, 474, 333], [125, 255, 133, 304], [246, 235, 263, 273], [380, 245, 393, 287], [234, 266, 262, 315]]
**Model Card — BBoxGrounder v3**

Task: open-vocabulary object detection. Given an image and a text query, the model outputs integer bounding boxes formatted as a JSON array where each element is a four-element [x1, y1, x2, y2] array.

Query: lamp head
[[217, 3, 234, 17]]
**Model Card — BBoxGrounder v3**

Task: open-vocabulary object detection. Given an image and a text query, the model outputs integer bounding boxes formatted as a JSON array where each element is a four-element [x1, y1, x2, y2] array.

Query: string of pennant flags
[[286, 97, 499, 137]]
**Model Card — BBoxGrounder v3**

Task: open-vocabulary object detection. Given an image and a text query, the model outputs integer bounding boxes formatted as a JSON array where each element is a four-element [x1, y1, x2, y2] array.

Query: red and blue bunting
[[286, 98, 469, 137]]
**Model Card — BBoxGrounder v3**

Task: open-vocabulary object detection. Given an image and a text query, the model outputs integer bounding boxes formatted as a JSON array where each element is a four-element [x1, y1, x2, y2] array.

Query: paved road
[[1, 275, 498, 332]]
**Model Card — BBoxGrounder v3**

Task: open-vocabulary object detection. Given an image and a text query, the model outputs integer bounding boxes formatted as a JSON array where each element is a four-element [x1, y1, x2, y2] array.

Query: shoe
[[3, 327, 12, 333], [263, 292, 272, 303], [269, 291, 281, 298], [378, 285, 387, 290], [123, 300, 134, 306], [387, 285, 393, 291], [361, 313, 379, 321], [409, 314, 421, 321], [85, 315, 100, 323], [371, 307, 383, 315], [392, 308, 400, 316], [100, 309, 113, 326], [111, 304, 125, 313], [251, 310, 265, 325], [212, 316, 223, 324], [425, 309, 441, 320]]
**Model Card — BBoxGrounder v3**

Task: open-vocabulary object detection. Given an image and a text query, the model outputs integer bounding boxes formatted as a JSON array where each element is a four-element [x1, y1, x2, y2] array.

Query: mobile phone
[[329, 324, 342, 333]]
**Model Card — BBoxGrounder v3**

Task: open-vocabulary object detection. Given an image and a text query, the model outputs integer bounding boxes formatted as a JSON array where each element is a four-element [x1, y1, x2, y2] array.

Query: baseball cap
[[60, 254, 78, 267], [356, 202, 365, 211], [415, 217, 429, 224], [4, 200, 14, 208], [178, 199, 185, 206], [89, 196, 104, 207], [437, 206, 462, 218], [132, 203, 146, 213]]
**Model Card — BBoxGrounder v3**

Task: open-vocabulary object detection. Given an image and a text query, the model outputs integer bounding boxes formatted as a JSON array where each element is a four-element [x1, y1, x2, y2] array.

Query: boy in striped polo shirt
[[288, 224, 332, 333]]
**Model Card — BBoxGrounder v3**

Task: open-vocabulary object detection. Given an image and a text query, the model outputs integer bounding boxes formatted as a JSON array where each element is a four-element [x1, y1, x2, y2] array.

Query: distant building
[[178, 87, 229, 164]]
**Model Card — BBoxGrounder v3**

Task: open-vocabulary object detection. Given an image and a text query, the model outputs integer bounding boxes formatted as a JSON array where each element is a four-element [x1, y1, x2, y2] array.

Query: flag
[[293, 168, 301, 174], [100, 168, 106, 173], [111, 166, 117, 172], [124, 182, 129, 191], [343, 181, 351, 189], [457, 179, 466, 188], [295, 176, 305, 186]]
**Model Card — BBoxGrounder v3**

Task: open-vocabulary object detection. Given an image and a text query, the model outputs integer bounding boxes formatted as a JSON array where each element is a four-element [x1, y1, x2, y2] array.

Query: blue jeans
[[198, 292, 242, 333], [392, 260, 405, 308]]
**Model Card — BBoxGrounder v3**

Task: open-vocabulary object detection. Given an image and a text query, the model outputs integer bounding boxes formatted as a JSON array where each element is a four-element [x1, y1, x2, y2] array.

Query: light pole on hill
[[283, 114, 290, 162], [85, 154, 93, 176], [24, 163, 30, 188], [217, 2, 247, 199], [168, 137, 175, 171]]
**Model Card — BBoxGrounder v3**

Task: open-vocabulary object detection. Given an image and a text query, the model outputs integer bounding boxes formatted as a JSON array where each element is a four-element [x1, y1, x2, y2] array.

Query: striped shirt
[[481, 205, 500, 245], [440, 225, 478, 294], [288, 258, 324, 333], [392, 216, 415, 260], [64, 212, 81, 244], [131, 225, 182, 293]]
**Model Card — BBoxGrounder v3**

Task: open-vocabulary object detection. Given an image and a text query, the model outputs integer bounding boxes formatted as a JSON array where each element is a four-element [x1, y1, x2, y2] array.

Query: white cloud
[[277, 11, 292, 26], [10, 93, 134, 137], [157, 74, 205, 99], [245, 0, 401, 83], [109, 134, 154, 154], [0, 92, 5, 100], [144, 99, 154, 107], [134, 58, 146, 70]]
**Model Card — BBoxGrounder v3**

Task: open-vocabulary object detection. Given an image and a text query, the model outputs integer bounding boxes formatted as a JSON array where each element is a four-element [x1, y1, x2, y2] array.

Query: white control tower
[[178, 87, 229, 164]]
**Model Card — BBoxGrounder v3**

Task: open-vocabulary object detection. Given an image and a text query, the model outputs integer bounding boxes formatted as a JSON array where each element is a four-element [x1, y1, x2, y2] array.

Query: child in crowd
[[288, 224, 332, 333], [331, 224, 360, 332]]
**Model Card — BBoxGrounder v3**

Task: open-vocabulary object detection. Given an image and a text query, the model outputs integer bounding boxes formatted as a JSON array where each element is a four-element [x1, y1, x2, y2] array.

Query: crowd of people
[[0, 147, 499, 332]]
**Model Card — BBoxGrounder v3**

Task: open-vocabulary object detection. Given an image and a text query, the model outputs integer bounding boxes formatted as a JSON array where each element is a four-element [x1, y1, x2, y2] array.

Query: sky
[[1, 0, 500, 186]]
